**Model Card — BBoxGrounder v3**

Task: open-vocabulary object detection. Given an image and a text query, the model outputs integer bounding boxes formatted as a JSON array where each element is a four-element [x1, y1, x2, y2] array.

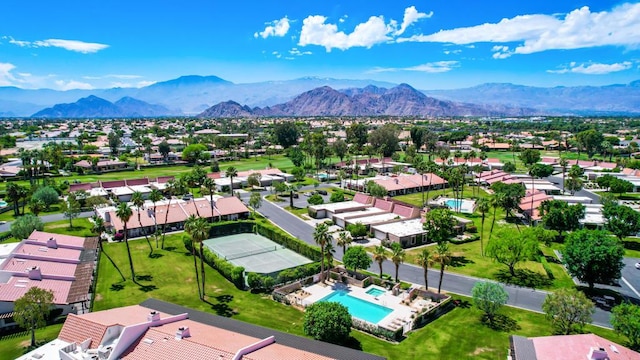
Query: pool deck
[[302, 282, 414, 330], [438, 197, 476, 214]]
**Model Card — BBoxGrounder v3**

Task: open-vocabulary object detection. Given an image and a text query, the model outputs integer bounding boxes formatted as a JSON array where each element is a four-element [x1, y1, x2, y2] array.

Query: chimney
[[27, 266, 42, 280], [147, 310, 160, 322], [175, 326, 190, 340], [47, 237, 58, 249], [588, 347, 609, 360], [395, 179, 399, 184]]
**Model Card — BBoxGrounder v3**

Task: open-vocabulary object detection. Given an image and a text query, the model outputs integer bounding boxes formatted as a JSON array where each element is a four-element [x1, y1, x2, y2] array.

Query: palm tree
[[148, 189, 163, 248], [324, 241, 336, 281], [336, 231, 352, 254], [416, 161, 428, 206], [313, 223, 330, 282], [416, 248, 432, 290], [476, 198, 490, 257], [373, 245, 387, 278], [202, 177, 216, 223], [185, 215, 209, 300], [226, 166, 238, 195], [28, 199, 45, 217], [488, 193, 503, 243], [161, 179, 187, 249], [92, 215, 125, 281], [390, 243, 405, 283], [434, 242, 451, 294], [116, 202, 136, 283], [131, 191, 153, 256], [559, 157, 568, 194]]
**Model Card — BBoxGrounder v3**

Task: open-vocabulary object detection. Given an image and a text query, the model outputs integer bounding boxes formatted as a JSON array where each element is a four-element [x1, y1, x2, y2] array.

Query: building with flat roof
[[371, 218, 426, 247], [18, 299, 385, 360]]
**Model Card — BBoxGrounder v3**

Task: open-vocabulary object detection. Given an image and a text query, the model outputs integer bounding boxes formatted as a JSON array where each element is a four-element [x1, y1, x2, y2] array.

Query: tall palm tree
[[185, 215, 209, 300], [226, 166, 238, 195], [336, 231, 352, 254], [313, 223, 330, 282], [116, 202, 136, 283], [559, 157, 568, 194], [434, 242, 451, 294], [92, 215, 125, 281], [416, 248, 432, 290], [131, 191, 153, 256], [416, 161, 428, 206], [476, 198, 490, 257], [488, 193, 503, 243], [202, 177, 216, 223], [161, 179, 187, 249], [390, 243, 405, 283], [148, 189, 163, 248], [373, 245, 387, 278], [324, 241, 336, 281]]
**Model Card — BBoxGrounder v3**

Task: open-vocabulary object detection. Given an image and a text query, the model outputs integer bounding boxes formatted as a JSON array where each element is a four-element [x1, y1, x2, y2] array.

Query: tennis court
[[203, 233, 313, 275]]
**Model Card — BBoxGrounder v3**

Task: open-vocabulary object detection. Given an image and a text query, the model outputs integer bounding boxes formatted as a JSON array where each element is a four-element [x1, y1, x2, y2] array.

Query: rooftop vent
[[175, 326, 190, 340], [588, 347, 609, 360], [27, 266, 42, 280], [147, 310, 160, 322], [47, 237, 58, 249]]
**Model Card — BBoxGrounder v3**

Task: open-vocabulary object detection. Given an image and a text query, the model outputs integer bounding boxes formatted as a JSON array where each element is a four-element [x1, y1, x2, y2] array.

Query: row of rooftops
[[19, 299, 384, 360], [0, 231, 97, 305], [346, 173, 448, 193], [102, 196, 250, 232]]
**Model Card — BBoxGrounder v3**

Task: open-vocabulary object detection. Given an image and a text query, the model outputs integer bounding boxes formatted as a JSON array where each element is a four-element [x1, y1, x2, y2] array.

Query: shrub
[[346, 222, 367, 238], [304, 302, 352, 344], [31, 186, 59, 210], [540, 256, 555, 280], [11, 214, 44, 240], [330, 190, 345, 203], [308, 194, 324, 205]]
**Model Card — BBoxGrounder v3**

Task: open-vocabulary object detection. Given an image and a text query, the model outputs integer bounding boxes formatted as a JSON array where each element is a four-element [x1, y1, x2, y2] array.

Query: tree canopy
[[303, 301, 352, 344], [368, 124, 399, 157], [562, 229, 625, 289], [486, 227, 539, 276], [542, 288, 594, 335], [472, 281, 509, 325], [14, 287, 54, 347], [343, 246, 372, 272], [604, 203, 640, 240], [11, 214, 44, 240], [540, 200, 585, 235], [423, 208, 456, 244], [611, 303, 640, 350], [273, 122, 300, 148], [489, 182, 525, 219], [182, 143, 208, 164]]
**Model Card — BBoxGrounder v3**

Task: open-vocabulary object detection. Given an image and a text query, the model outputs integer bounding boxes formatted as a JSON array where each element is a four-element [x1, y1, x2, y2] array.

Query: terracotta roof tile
[[58, 314, 108, 349]]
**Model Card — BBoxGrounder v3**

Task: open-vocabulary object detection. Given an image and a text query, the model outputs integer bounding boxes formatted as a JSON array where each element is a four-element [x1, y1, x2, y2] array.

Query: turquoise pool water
[[445, 199, 462, 208], [0, 201, 7, 207], [365, 287, 386, 297], [319, 290, 392, 323]]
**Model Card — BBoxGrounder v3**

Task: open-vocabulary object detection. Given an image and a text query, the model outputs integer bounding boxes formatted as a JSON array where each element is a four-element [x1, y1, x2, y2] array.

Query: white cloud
[[110, 80, 156, 88], [394, 6, 433, 35], [0, 62, 18, 86], [54, 80, 94, 90], [399, 3, 640, 58], [548, 61, 633, 74], [299, 6, 431, 51], [370, 61, 460, 73], [6, 37, 108, 53], [83, 74, 142, 80], [289, 48, 312, 56], [254, 17, 290, 39]]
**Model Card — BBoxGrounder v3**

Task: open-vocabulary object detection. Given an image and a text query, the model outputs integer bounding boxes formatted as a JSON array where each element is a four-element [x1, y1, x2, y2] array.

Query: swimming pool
[[445, 199, 462, 209], [0, 201, 7, 207], [319, 289, 392, 323], [365, 287, 386, 297]]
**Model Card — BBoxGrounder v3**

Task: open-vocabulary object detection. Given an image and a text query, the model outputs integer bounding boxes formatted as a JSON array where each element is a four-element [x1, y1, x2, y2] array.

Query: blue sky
[[1, 1, 639, 90]]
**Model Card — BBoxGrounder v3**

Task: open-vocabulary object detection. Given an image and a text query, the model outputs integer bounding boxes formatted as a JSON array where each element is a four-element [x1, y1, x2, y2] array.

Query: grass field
[[43, 218, 94, 237], [0, 323, 63, 360]]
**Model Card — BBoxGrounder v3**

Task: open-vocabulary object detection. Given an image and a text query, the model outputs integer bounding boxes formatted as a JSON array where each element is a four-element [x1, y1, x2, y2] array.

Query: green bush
[[183, 235, 245, 289], [330, 190, 345, 203], [346, 222, 367, 238], [308, 194, 324, 205], [540, 256, 555, 280]]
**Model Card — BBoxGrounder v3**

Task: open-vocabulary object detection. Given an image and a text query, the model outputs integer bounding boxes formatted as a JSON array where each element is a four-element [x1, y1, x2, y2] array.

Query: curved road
[[242, 188, 613, 328]]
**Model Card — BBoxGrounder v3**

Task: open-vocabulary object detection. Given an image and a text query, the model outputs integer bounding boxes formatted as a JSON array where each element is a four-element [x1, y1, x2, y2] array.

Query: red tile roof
[[1, 258, 77, 277], [58, 314, 108, 349], [214, 197, 250, 216], [531, 334, 639, 360], [101, 180, 126, 189], [13, 243, 81, 262], [374, 198, 394, 212], [69, 183, 93, 192], [156, 176, 175, 184], [27, 230, 86, 249], [126, 178, 150, 186], [353, 193, 372, 204], [0, 277, 72, 303]]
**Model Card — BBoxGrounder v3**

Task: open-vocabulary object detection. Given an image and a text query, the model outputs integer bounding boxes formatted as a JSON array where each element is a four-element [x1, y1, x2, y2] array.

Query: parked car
[[635, 262, 640, 269], [317, 190, 328, 195], [304, 192, 312, 197]]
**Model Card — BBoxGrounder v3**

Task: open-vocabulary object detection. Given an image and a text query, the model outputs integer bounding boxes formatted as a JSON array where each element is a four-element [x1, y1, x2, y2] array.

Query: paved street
[[546, 174, 601, 204], [242, 189, 614, 328]]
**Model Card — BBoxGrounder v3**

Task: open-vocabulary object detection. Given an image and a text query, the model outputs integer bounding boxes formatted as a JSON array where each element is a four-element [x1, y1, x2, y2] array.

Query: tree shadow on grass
[[164, 246, 177, 252], [139, 284, 157, 292], [136, 274, 153, 282], [209, 294, 237, 317], [453, 299, 471, 308], [495, 269, 552, 289], [341, 336, 363, 351], [623, 240, 640, 252], [449, 256, 474, 268], [481, 313, 520, 332], [148, 253, 164, 259], [110, 283, 125, 291]]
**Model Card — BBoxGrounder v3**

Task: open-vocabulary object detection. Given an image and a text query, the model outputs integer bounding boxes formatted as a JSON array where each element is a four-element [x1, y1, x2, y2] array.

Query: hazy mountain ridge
[[198, 84, 538, 117], [32, 96, 174, 118], [2, 75, 639, 117]]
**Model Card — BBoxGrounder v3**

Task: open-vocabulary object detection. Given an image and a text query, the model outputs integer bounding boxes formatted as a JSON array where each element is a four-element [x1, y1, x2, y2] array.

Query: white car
[[635, 262, 640, 270]]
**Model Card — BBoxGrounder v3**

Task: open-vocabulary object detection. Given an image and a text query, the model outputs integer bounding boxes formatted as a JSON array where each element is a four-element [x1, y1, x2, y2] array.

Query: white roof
[[111, 186, 135, 196], [332, 207, 386, 220], [128, 185, 152, 193], [346, 213, 402, 226], [371, 218, 425, 237], [309, 201, 370, 213], [523, 183, 561, 191], [0, 242, 20, 259], [16, 339, 73, 360], [88, 188, 108, 197]]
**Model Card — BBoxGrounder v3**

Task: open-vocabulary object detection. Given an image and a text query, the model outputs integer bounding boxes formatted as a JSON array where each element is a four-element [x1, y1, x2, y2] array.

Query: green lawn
[[623, 237, 640, 258], [0, 323, 63, 360], [43, 218, 94, 237], [0, 205, 62, 222], [394, 187, 487, 207]]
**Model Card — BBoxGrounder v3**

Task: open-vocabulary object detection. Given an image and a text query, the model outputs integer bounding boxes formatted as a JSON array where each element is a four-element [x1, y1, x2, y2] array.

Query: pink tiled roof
[[78, 305, 173, 327], [156, 176, 175, 184], [126, 178, 149, 186], [153, 203, 189, 225], [245, 343, 333, 360], [69, 183, 92, 192], [215, 197, 250, 216], [485, 158, 502, 164], [27, 230, 86, 249], [101, 180, 126, 189], [0, 277, 72, 303], [236, 168, 282, 178], [392, 204, 413, 218], [74, 160, 92, 168], [352, 193, 372, 204], [109, 208, 158, 232], [13, 243, 81, 262], [1, 257, 77, 278], [207, 172, 221, 179], [374, 198, 394, 212], [121, 328, 233, 360], [375, 178, 405, 191], [182, 199, 215, 218], [531, 334, 639, 360], [58, 314, 108, 349]]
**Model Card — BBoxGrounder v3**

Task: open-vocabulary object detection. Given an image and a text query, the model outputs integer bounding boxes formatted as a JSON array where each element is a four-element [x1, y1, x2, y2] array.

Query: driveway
[[546, 175, 601, 204]]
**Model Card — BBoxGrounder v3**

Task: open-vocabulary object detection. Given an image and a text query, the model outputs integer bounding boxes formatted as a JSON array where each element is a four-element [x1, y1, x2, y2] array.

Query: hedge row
[[183, 236, 245, 289], [276, 262, 321, 284], [540, 256, 555, 280]]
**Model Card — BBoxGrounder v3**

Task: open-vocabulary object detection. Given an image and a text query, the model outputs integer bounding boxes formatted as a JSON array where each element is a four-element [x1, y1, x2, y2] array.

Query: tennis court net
[[224, 246, 279, 260]]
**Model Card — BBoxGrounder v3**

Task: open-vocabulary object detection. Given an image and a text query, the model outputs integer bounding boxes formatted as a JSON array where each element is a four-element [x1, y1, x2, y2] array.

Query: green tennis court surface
[[203, 233, 313, 275]]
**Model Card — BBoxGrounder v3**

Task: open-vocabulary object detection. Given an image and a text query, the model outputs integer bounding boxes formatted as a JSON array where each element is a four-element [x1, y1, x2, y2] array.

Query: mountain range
[[0, 75, 638, 117], [199, 84, 537, 117], [32, 96, 173, 118]]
